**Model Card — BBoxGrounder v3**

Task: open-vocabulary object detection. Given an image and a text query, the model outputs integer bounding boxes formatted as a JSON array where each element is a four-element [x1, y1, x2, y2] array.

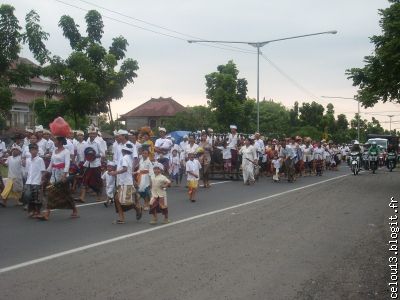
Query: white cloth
[[44, 139, 55, 154], [117, 154, 133, 186], [6, 156, 23, 180], [179, 141, 188, 152], [169, 155, 180, 176], [155, 138, 173, 160], [83, 139, 104, 168], [25, 156, 46, 185], [75, 141, 87, 163], [102, 172, 116, 198], [186, 159, 201, 181], [254, 139, 265, 158], [217, 146, 232, 160], [65, 139, 75, 156], [37, 139, 47, 155], [150, 174, 170, 199], [47, 148, 71, 183], [227, 133, 238, 149], [184, 143, 199, 158], [313, 148, 324, 160], [138, 157, 153, 192], [239, 145, 257, 183], [95, 136, 107, 155]]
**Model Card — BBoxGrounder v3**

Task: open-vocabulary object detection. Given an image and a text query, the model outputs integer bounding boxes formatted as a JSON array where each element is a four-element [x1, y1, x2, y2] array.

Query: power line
[[55, 0, 256, 55], [74, 0, 256, 54], [260, 53, 321, 102]]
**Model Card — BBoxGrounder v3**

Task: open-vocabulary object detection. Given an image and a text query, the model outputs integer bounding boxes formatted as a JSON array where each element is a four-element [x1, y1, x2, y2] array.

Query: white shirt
[[95, 136, 107, 155], [254, 139, 265, 158], [227, 133, 238, 149], [84, 139, 104, 168], [169, 155, 180, 175], [185, 143, 199, 158], [313, 148, 324, 160], [44, 139, 55, 154], [65, 139, 75, 157], [155, 138, 173, 160], [179, 141, 188, 152], [186, 159, 201, 181], [75, 140, 87, 163], [6, 156, 23, 179], [26, 156, 45, 185], [47, 148, 71, 173], [102, 171, 116, 198], [117, 154, 133, 186], [217, 146, 232, 160], [37, 138, 47, 155], [239, 145, 257, 165], [272, 159, 281, 170], [0, 140, 6, 158]]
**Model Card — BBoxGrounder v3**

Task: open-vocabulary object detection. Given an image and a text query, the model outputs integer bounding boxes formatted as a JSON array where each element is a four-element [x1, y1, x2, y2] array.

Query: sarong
[[149, 196, 168, 216], [26, 184, 42, 211], [46, 181, 75, 210], [82, 167, 103, 194]]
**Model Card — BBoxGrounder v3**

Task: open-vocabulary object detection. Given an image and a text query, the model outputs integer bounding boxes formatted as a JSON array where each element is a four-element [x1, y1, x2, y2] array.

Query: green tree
[[299, 101, 325, 130], [289, 101, 299, 127], [0, 5, 49, 128], [43, 10, 139, 128], [163, 106, 218, 132], [346, 0, 400, 107], [31, 98, 65, 127], [205, 60, 254, 132], [257, 100, 290, 138]]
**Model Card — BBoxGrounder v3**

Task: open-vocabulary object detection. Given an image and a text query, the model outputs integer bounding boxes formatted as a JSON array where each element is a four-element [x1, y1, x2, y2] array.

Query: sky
[[9, 0, 400, 130]]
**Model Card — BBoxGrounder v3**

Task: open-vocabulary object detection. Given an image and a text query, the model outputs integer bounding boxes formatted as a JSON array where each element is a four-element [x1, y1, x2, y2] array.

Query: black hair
[[28, 143, 38, 150], [56, 136, 67, 145]]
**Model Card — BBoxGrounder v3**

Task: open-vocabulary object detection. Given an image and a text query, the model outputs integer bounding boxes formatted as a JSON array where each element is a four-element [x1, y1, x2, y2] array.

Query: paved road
[[0, 166, 392, 299]]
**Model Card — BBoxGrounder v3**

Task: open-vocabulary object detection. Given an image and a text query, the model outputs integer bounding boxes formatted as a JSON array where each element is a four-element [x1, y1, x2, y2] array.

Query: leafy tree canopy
[[0, 4, 49, 128], [346, 0, 400, 107]]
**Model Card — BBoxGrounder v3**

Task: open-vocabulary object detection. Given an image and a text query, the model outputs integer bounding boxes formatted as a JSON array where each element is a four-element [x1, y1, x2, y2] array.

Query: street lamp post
[[188, 30, 337, 132], [321, 96, 360, 141]]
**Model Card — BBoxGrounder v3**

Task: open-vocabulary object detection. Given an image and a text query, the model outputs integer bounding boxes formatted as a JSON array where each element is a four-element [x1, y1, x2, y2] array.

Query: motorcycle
[[362, 152, 369, 170], [350, 152, 360, 175], [369, 153, 378, 174], [387, 151, 397, 172]]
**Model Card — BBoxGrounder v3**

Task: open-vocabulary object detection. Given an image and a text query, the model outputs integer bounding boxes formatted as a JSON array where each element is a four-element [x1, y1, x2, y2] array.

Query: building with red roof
[[120, 97, 186, 130], [6, 58, 59, 129]]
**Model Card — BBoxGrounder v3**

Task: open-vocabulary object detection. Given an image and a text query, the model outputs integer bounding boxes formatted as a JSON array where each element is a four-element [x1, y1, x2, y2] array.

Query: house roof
[[122, 97, 186, 118]]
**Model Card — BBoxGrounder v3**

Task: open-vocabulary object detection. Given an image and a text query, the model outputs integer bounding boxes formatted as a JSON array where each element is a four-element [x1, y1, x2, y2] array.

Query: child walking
[[149, 162, 171, 225], [1, 144, 24, 207], [102, 161, 116, 207], [23, 144, 46, 218], [135, 149, 153, 211], [186, 152, 201, 202], [271, 155, 281, 182], [169, 149, 180, 186]]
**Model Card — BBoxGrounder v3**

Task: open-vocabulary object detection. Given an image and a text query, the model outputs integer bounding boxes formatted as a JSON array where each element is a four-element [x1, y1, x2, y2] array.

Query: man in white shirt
[[179, 135, 189, 153], [76, 126, 105, 203], [227, 125, 239, 170], [254, 132, 265, 165], [155, 128, 173, 172], [35, 125, 47, 155], [75, 130, 87, 166]]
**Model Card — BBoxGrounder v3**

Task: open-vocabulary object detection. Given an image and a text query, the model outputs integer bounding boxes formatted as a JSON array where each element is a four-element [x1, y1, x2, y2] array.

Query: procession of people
[[0, 117, 348, 224]]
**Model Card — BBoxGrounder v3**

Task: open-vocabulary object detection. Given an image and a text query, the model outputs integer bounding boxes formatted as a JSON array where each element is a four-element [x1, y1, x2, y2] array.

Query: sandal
[[112, 220, 125, 224], [70, 214, 80, 219], [74, 198, 85, 203], [37, 215, 49, 221]]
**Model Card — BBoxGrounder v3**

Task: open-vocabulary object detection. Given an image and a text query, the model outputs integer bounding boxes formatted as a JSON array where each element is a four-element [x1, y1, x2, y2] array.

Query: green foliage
[[346, 1, 400, 107], [299, 101, 325, 130], [257, 100, 290, 138], [31, 98, 65, 127], [205, 60, 253, 131], [163, 106, 218, 132], [44, 9, 139, 128], [0, 4, 49, 127]]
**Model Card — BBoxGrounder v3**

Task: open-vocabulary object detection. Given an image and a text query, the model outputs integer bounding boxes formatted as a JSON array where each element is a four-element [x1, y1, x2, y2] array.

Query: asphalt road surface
[[0, 166, 392, 299]]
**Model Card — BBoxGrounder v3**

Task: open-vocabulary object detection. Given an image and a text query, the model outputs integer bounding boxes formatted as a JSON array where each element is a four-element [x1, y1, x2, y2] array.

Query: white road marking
[[209, 181, 231, 185], [0, 173, 350, 274]]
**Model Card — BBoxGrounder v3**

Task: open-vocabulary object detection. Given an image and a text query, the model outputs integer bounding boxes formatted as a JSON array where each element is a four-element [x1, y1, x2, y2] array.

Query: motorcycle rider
[[386, 143, 397, 169], [368, 141, 380, 156]]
